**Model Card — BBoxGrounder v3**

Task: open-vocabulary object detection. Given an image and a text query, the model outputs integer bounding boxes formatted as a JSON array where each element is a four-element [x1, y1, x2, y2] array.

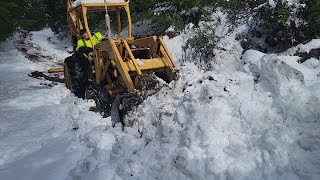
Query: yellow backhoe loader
[[62, 0, 177, 119]]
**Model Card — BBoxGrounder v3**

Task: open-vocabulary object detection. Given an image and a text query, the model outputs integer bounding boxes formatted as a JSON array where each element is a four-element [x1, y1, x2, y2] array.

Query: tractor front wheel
[[85, 84, 112, 117], [64, 54, 89, 98]]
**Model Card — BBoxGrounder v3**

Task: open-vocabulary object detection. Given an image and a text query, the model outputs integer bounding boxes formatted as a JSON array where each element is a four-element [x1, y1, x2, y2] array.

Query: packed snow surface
[[0, 26, 320, 180], [72, 0, 126, 7]]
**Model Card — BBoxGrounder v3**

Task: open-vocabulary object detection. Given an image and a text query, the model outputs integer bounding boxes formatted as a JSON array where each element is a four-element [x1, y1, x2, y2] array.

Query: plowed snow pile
[[0, 28, 319, 180]]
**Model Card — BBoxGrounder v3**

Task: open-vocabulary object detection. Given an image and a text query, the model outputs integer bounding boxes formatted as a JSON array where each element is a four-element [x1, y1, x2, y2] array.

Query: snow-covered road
[[0, 30, 110, 180], [0, 29, 320, 180]]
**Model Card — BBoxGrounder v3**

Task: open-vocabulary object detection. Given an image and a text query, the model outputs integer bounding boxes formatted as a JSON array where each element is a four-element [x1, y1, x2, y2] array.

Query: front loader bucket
[[94, 36, 177, 93]]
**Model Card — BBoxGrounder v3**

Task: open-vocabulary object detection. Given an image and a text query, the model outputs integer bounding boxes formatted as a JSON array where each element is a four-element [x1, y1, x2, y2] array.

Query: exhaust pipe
[[104, 0, 112, 39]]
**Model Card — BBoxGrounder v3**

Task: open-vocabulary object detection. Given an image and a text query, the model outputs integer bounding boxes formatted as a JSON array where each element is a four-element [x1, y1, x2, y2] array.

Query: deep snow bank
[[68, 36, 320, 179]]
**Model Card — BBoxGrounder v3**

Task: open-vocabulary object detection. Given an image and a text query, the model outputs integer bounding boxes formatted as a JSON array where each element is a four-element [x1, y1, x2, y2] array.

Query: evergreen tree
[[303, 0, 320, 38], [17, 0, 47, 31], [45, 0, 67, 32], [0, 1, 19, 40]]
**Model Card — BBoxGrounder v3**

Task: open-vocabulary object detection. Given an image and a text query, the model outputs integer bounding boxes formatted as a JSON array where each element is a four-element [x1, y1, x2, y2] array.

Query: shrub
[[183, 24, 220, 63], [241, 1, 309, 52], [0, 2, 18, 40], [302, 0, 320, 39]]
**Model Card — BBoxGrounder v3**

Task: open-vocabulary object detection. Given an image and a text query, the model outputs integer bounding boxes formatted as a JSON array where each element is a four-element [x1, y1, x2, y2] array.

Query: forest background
[[1, 0, 319, 56]]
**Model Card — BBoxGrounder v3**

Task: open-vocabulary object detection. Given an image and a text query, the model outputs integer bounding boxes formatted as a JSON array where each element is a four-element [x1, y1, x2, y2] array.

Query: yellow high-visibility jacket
[[76, 32, 104, 51]]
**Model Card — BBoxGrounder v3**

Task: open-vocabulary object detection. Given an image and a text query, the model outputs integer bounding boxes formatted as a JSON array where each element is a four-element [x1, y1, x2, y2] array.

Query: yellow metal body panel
[[159, 37, 177, 67], [124, 58, 169, 71], [108, 39, 135, 91], [123, 40, 142, 75], [132, 36, 158, 55]]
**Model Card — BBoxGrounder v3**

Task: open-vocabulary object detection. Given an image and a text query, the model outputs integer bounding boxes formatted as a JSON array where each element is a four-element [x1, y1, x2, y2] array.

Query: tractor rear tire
[[85, 84, 112, 118], [64, 54, 89, 98]]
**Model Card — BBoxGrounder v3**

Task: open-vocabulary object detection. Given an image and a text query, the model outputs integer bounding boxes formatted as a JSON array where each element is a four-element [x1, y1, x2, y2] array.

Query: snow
[[268, 0, 302, 8], [1, 25, 320, 180], [31, 29, 70, 65], [268, 0, 276, 8], [211, 34, 243, 73], [242, 50, 265, 78], [163, 34, 187, 64], [287, 39, 320, 54], [72, 0, 127, 7]]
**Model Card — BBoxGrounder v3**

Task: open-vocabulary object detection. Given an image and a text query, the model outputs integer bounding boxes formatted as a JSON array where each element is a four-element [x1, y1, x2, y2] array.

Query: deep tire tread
[[85, 84, 112, 118], [64, 53, 89, 98]]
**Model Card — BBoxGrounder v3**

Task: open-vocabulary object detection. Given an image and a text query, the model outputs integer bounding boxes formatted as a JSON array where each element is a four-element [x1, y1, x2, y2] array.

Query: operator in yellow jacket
[[76, 29, 104, 53]]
